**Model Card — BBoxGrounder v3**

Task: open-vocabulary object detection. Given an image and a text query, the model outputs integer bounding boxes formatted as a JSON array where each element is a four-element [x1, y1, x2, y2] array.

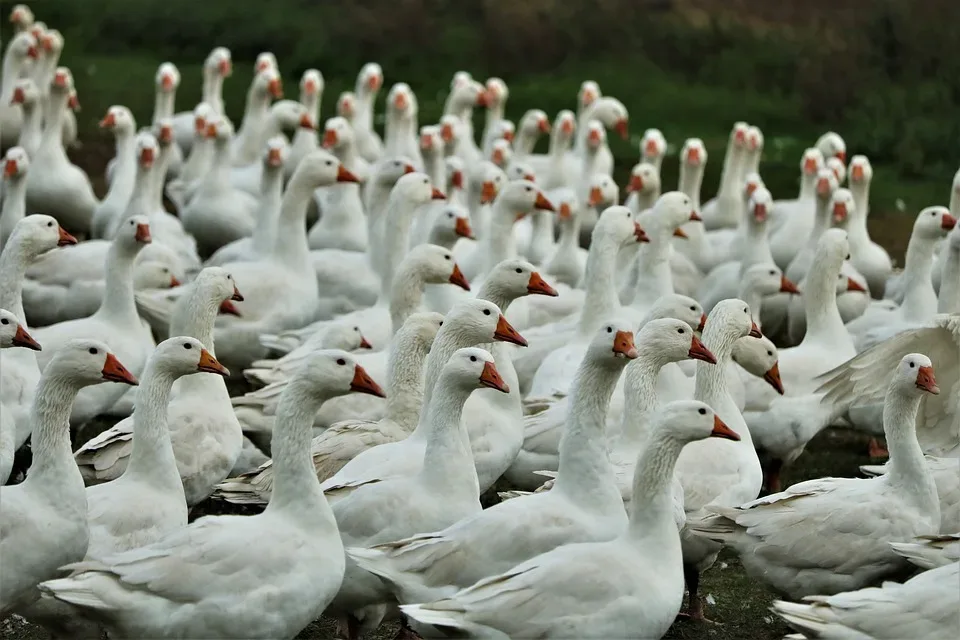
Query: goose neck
[[553, 358, 625, 504], [883, 385, 940, 512], [0, 176, 28, 250], [418, 376, 478, 493], [124, 364, 182, 488], [578, 233, 622, 335], [384, 335, 431, 432], [625, 431, 685, 540]]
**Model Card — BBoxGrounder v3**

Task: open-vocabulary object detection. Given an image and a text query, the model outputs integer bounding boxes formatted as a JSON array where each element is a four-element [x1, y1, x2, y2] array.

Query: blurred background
[[6, 0, 960, 256]]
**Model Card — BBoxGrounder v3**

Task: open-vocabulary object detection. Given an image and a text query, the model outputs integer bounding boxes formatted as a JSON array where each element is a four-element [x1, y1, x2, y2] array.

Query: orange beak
[[337, 165, 360, 183], [431, 187, 447, 200], [614, 119, 629, 140], [451, 170, 463, 189], [627, 175, 643, 193], [780, 275, 800, 294], [454, 216, 474, 239], [588, 186, 604, 207], [527, 272, 558, 297], [493, 314, 527, 347], [711, 415, 741, 441], [749, 321, 763, 338], [688, 335, 717, 363], [448, 264, 470, 290], [267, 78, 283, 99], [57, 227, 78, 246], [11, 324, 41, 351], [612, 330, 639, 358], [5, 159, 19, 177], [763, 361, 784, 395], [99, 112, 116, 129], [479, 360, 510, 393], [634, 223, 649, 243], [101, 353, 139, 386], [915, 365, 940, 395], [480, 181, 497, 204], [197, 348, 230, 376], [135, 223, 152, 243], [322, 129, 338, 149], [534, 192, 554, 211], [351, 364, 386, 397]]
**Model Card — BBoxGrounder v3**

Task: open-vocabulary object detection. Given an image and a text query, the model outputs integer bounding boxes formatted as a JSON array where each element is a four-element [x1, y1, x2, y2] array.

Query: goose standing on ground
[[31, 218, 154, 427], [38, 352, 385, 640], [170, 47, 231, 153], [0, 307, 41, 484], [75, 268, 245, 505], [693, 354, 941, 600], [24, 67, 97, 235], [0, 215, 77, 452], [400, 402, 740, 640], [1, 340, 138, 616]]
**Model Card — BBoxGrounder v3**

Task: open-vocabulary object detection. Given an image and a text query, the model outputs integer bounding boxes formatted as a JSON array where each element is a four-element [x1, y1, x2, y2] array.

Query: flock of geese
[[1, 5, 958, 640]]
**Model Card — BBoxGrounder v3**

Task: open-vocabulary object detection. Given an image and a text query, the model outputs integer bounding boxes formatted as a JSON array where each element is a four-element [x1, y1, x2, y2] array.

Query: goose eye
[[47, 221, 54, 227], [515, 268, 522, 274], [698, 408, 707, 415], [89, 347, 98, 355], [470, 355, 477, 362], [183, 343, 192, 349], [677, 328, 685, 334], [336, 358, 346, 365]]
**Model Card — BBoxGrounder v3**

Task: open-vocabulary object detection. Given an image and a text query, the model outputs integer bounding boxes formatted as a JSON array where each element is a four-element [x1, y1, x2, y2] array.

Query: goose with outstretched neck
[[399, 401, 739, 640], [38, 351, 384, 640], [170, 47, 232, 153], [24, 67, 97, 236], [693, 354, 940, 602], [1, 340, 138, 617], [0, 307, 41, 484]]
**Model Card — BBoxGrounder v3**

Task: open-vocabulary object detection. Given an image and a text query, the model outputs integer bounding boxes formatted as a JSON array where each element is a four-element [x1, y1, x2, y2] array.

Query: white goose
[[1, 340, 138, 616], [400, 401, 740, 640], [75, 268, 245, 505], [38, 351, 385, 640], [693, 353, 942, 600], [0, 307, 41, 484]]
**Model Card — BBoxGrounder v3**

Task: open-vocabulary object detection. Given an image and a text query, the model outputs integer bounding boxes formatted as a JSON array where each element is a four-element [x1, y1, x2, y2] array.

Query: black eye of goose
[[336, 358, 346, 366], [698, 408, 706, 415], [483, 309, 491, 316], [89, 347, 98, 355], [183, 343, 192, 349]]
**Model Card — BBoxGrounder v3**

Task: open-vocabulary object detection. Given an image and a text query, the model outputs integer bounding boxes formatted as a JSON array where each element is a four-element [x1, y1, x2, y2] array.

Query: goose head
[[155, 62, 180, 94], [445, 156, 465, 192], [117, 215, 153, 252], [152, 336, 230, 378], [444, 347, 510, 394], [10, 215, 77, 253], [321, 323, 373, 351], [392, 171, 445, 205], [584, 120, 607, 152], [800, 147, 825, 178], [640, 128, 667, 164], [706, 298, 763, 343], [552, 110, 577, 146], [357, 63, 383, 96], [490, 139, 512, 168], [371, 156, 416, 188], [403, 244, 471, 291], [49, 339, 140, 388], [849, 155, 873, 186], [446, 299, 527, 347], [486, 259, 558, 298], [495, 179, 554, 219], [641, 317, 716, 364], [191, 102, 215, 139], [732, 334, 783, 394], [299, 69, 323, 103], [816, 131, 847, 164], [655, 401, 741, 443], [419, 125, 444, 157], [4, 146, 30, 181], [9, 5, 34, 33], [99, 105, 136, 136], [830, 188, 855, 227], [578, 80, 601, 112], [292, 149, 360, 188], [827, 157, 846, 185], [337, 91, 356, 121], [474, 161, 506, 204], [505, 161, 536, 184], [251, 67, 283, 101], [254, 52, 278, 75], [133, 132, 159, 171], [387, 83, 418, 118], [645, 294, 706, 333], [0, 308, 40, 351], [743, 263, 800, 297], [913, 206, 957, 240], [296, 349, 385, 399], [681, 138, 707, 169], [322, 116, 355, 152], [261, 135, 289, 170], [595, 205, 648, 245], [747, 186, 773, 225], [895, 353, 939, 396], [484, 78, 508, 110], [133, 261, 182, 290], [9, 78, 39, 109], [439, 114, 461, 147], [206, 47, 232, 78], [589, 316, 639, 363], [431, 204, 474, 243], [6, 32, 38, 64], [519, 109, 550, 138]]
